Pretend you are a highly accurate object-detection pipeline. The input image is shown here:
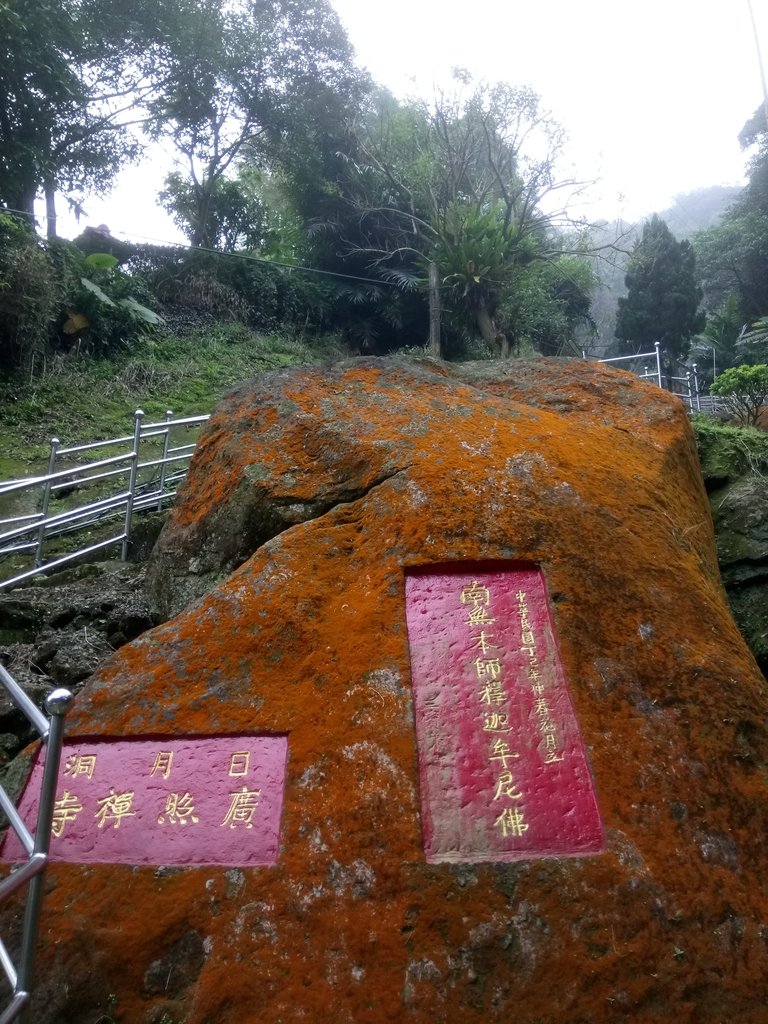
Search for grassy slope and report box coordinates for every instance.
[0,323,348,474]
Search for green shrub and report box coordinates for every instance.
[124,244,334,334]
[0,213,60,372]
[54,242,164,356]
[710,364,768,425]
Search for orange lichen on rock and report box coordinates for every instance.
[18,357,768,1023]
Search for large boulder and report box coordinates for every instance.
[16,358,768,1023]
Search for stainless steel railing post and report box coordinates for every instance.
[157,410,173,512]
[121,409,144,561]
[692,364,701,411]
[0,675,72,1024]
[33,439,59,569]
[16,689,72,1024]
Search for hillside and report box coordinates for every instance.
[0,320,347,475]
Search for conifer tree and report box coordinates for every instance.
[616,214,704,368]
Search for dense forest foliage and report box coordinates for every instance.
[2,0,768,381]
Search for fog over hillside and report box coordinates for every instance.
[588,184,743,350]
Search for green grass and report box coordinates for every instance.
[0,324,348,471]
[0,323,349,585]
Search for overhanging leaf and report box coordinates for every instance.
[118,297,165,325]
[80,277,115,306]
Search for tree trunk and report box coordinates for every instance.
[44,180,57,239]
[192,182,216,249]
[7,183,37,226]
[427,262,442,357]
[474,296,510,358]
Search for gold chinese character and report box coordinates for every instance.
[520,645,536,657]
[229,752,250,777]
[460,580,491,607]
[482,712,511,733]
[52,790,83,837]
[534,698,550,717]
[530,682,545,695]
[489,739,519,769]
[221,786,261,828]
[63,754,97,780]
[493,770,523,801]
[150,751,174,779]
[95,789,136,830]
[540,720,557,735]
[521,630,535,647]
[474,657,501,680]
[158,792,199,825]
[527,667,542,681]
[478,680,506,705]
[471,632,497,654]
[466,605,495,627]
[545,751,564,764]
[495,806,529,837]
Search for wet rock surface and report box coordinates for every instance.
[0,561,152,764]
[710,475,768,674]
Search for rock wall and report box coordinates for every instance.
[10,358,768,1024]
[711,476,768,673]
[695,421,768,676]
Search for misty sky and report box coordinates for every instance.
[331,0,766,224]
[51,0,768,241]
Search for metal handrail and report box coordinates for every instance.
[585,341,664,388]
[3,537,126,591]
[0,453,133,498]
[588,346,720,415]
[0,515,42,529]
[1,493,130,547]
[0,666,72,1023]
[0,409,210,591]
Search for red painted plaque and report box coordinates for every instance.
[405,564,604,863]
[2,736,287,867]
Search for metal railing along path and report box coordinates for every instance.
[585,345,721,415]
[640,367,701,410]
[594,340,664,388]
[0,669,72,1023]
[694,394,722,415]
[664,370,697,409]
[0,409,209,592]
